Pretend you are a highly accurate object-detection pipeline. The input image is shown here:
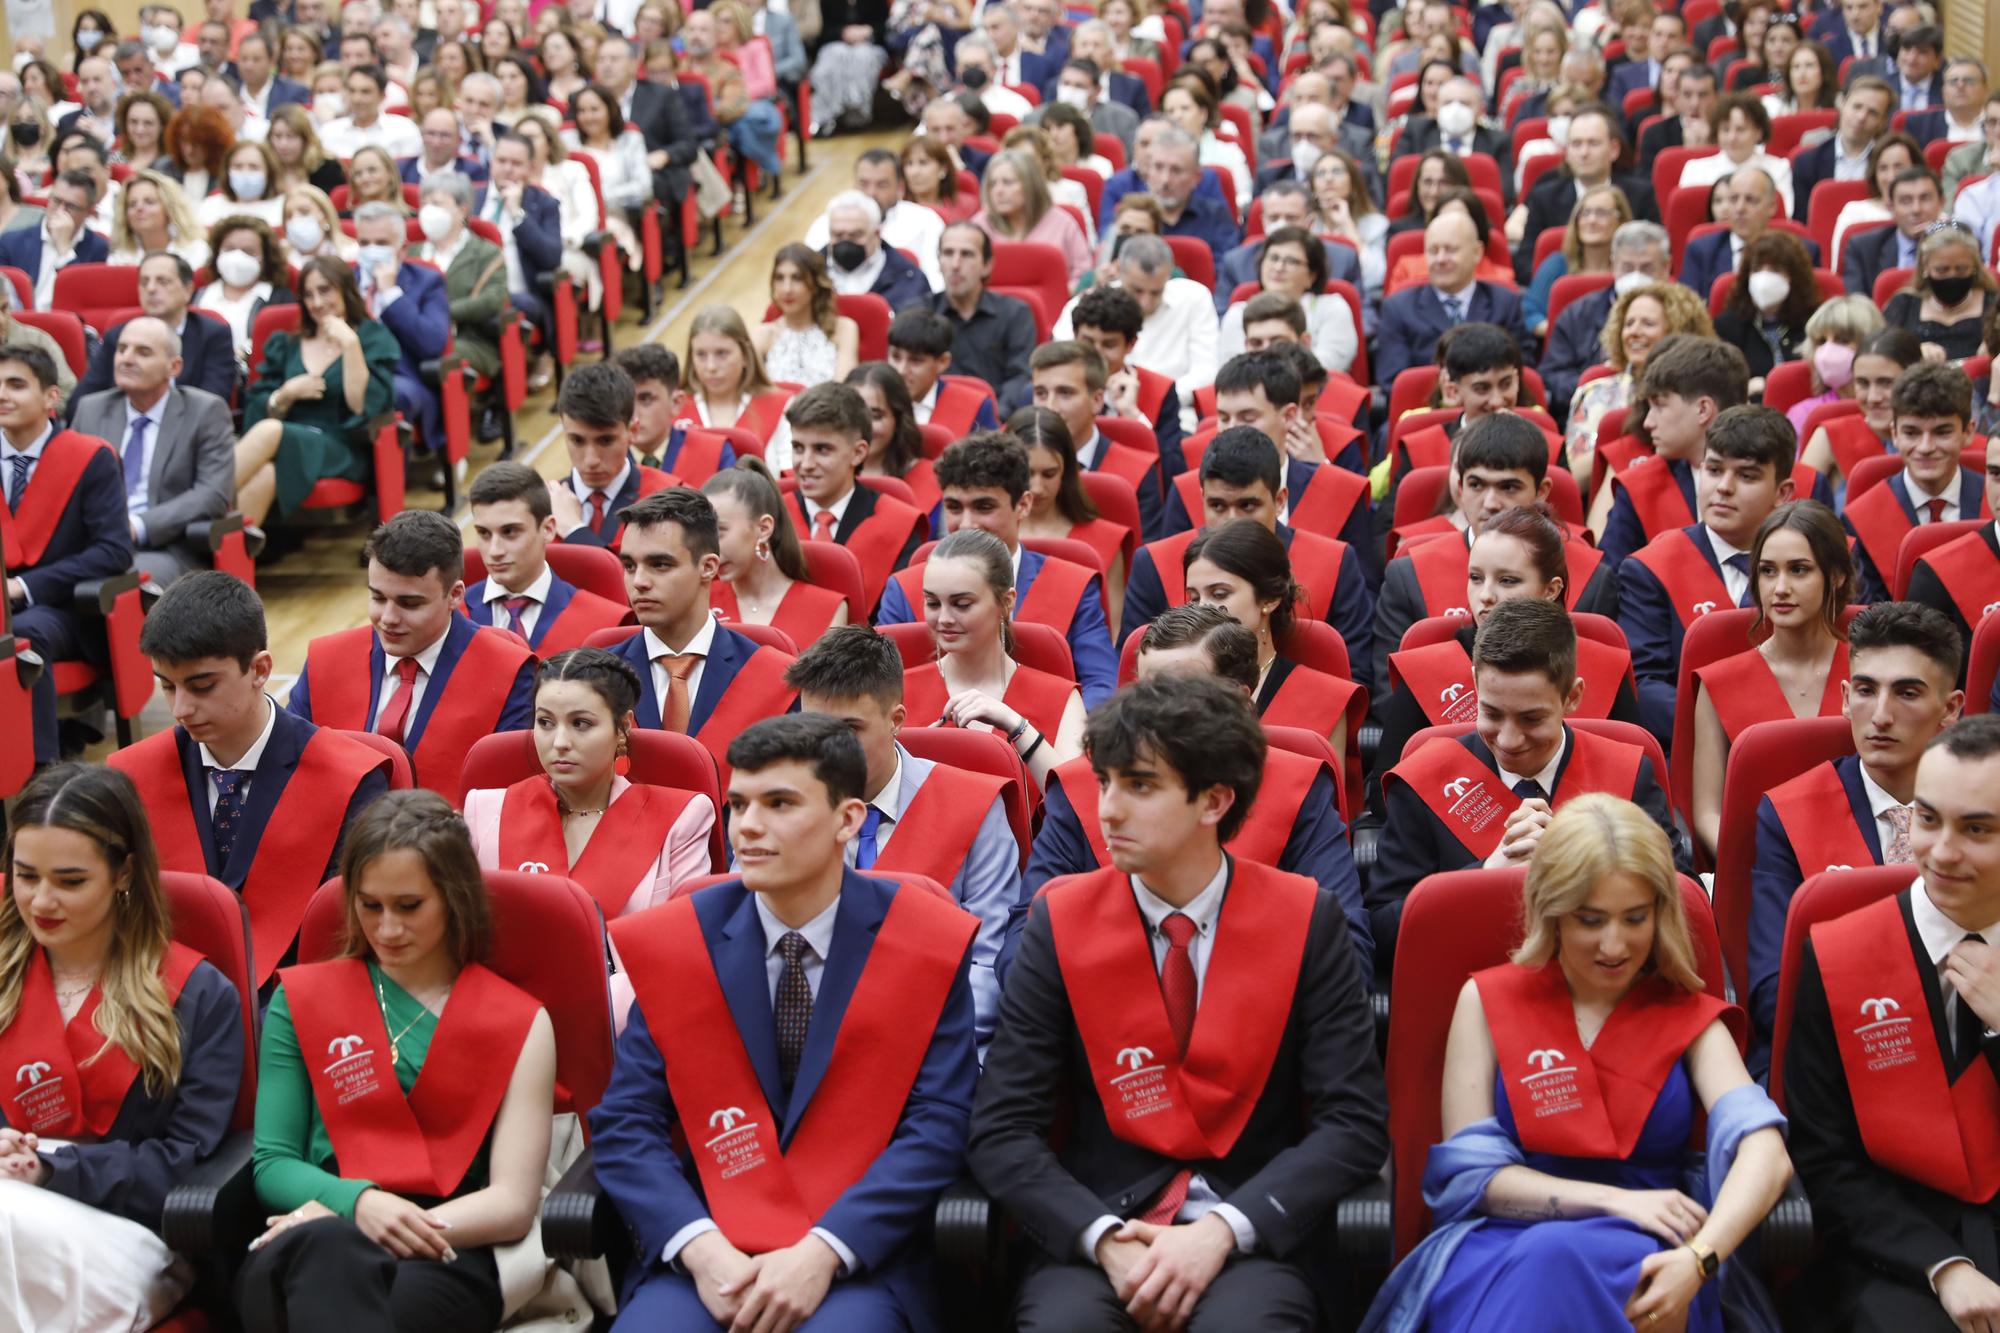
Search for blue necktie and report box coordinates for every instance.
[6,454,29,511]
[210,768,245,866]
[123,415,150,502]
[1725,552,1753,605]
[1442,293,1465,323]
[1512,779,1548,802]
[854,806,882,870]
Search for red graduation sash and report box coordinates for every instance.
[1476,962,1731,1158]
[535,588,632,655]
[782,491,928,614]
[614,886,976,1252]
[111,727,390,985]
[281,958,540,1198]
[1169,467,1367,549]
[901,661,1075,744]
[688,643,798,787]
[1394,417,1562,476]
[0,944,201,1137]
[1598,434,1649,482]
[664,430,727,486]
[1814,894,2000,1203]
[930,381,990,436]
[1133,366,1172,432]
[1824,416,1889,481]
[870,764,1009,883]
[1616,455,1695,541]
[496,777,695,917]
[1049,744,1330,871]
[1921,529,2000,628]
[888,551,1098,640]
[303,625,535,807]
[711,581,845,650]
[1843,480,1918,587]
[899,459,941,518]
[1261,661,1366,747]
[1390,637,1631,727]
[1067,518,1131,577]
[1695,643,1849,744]
[1093,439,1161,499]
[1767,761,1878,876]
[1046,862,1316,1160]
[599,465,682,553]
[0,431,112,572]
[1407,536,1477,621]
[1386,730,1644,861]
[1629,528,1734,630]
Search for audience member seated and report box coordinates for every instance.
[0,764,245,1331]
[1571,290,1719,518]
[196,217,298,371]
[1880,221,1999,365]
[929,221,1039,416]
[409,172,506,414]
[1538,221,1672,432]
[0,282,76,409]
[464,647,715,915]
[318,62,421,158]
[971,146,1092,288]
[236,790,557,1332]
[703,459,850,646]
[350,201,449,450]
[1842,162,1944,305]
[1307,147,1390,306]
[545,362,679,550]
[1053,233,1220,434]
[819,190,931,312]
[1690,501,1855,856]
[901,135,975,223]
[472,133,566,391]
[847,361,942,527]
[1033,338,1168,543]
[404,107,491,187]
[591,713,978,1330]
[111,89,175,173]
[268,106,348,196]
[199,142,287,230]
[342,146,411,218]
[288,511,536,804]
[753,244,860,390]
[1507,104,1658,282]
[281,185,358,265]
[73,252,237,409]
[1784,714,2000,1331]
[884,310,997,437]
[1845,364,1986,604]
[968,673,1389,1331]
[1,343,132,765]
[1070,286,1185,480]
[780,382,928,616]
[1383,188,1515,296]
[1906,435,2000,674]
[1218,226,1359,375]
[463,461,631,652]
[1712,233,1818,397]
[1781,295,1884,441]
[1799,327,1927,493]
[680,305,795,471]
[0,170,109,308]
[1376,209,1527,392]
[1363,793,1791,1329]
[1680,168,1800,312]
[805,151,948,292]
[1137,124,1241,258]
[618,345,736,482]
[1675,93,1796,215]
[1634,57,1715,171]
[512,112,611,314]
[1596,335,1749,566]
[1160,74,1252,213]
[1521,184,1629,343]
[1009,407,1135,605]
[106,169,208,269]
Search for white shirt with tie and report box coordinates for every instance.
[484,562,554,641]
[565,455,632,538]
[1495,729,1566,803]
[121,396,165,539]
[1432,280,1477,327]
[848,748,907,865]
[1,422,55,508]
[32,218,83,309]
[1845,26,1877,59]
[1856,763,1914,861]
[1905,464,1963,522]
[1077,855,1260,1265]
[1704,526,1754,606]
[803,485,857,541]
[371,631,449,732]
[198,695,279,813]
[644,613,718,721]
[480,188,529,294]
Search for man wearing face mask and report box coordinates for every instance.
[818,191,929,311]
[139,5,201,79]
[70,252,237,412]
[1026,58,1140,159]
[352,201,449,451]
[1062,22,1152,118]
[1255,68,1380,203]
[1399,79,1513,202]
[804,151,946,292]
[952,34,1034,119]
[1537,220,1671,429]
[1844,166,1943,300]
[981,3,1057,95]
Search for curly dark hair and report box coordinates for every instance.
[205,214,291,290]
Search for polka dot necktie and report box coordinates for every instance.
[774,931,813,1093]
[210,769,245,866]
[1137,913,1198,1225]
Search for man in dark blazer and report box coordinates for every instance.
[0,172,109,307]
[970,674,1388,1329]
[232,32,309,118]
[823,192,930,313]
[1902,59,1991,150]
[545,363,678,552]
[1678,166,1821,305]
[1843,364,1987,605]
[1394,77,1514,203]
[1510,105,1658,282]
[1029,59,1141,157]
[1784,714,2000,1331]
[1538,221,1672,426]
[1636,64,1716,171]
[1842,167,1942,301]
[1813,0,1889,65]
[1250,101,1383,215]
[70,319,235,585]
[1377,211,1527,390]
[1857,23,1944,110]
[982,2,1058,91]
[598,35,696,207]
[352,202,451,450]
[1214,181,1360,315]
[71,254,237,413]
[781,384,929,616]
[1790,75,1895,223]
[1063,22,1152,117]
[470,135,566,369]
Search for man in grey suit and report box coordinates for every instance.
[71,317,235,585]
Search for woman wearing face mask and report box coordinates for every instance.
[411,173,506,388]
[281,184,357,263]
[1310,147,1388,302]
[5,108,54,204]
[1882,223,1999,364]
[1784,294,1885,438]
[266,105,346,195]
[702,461,851,646]
[70,11,116,71]
[196,216,297,368]
[1798,326,1926,490]
[1713,232,1817,395]
[199,141,284,228]
[307,63,349,124]
[1508,83,1586,202]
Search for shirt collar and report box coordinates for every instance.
[391,627,451,678]
[1077,428,1104,470]
[127,394,166,430]
[485,561,553,606]
[1911,874,2000,966]
[573,453,632,502]
[1,422,55,459]
[1129,852,1230,940]
[1703,524,1751,569]
[1432,277,1477,302]
[917,381,940,414]
[1908,462,1964,510]
[810,484,858,525]
[1857,760,1905,822]
[643,609,719,662]
[754,891,841,961]
[197,694,279,773]
[875,744,910,822]
[1494,727,1567,796]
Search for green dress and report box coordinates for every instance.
[251,966,492,1217]
[242,320,400,519]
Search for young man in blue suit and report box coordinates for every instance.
[1375,210,1526,390]
[591,712,978,1332]
[545,363,679,550]
[463,461,630,652]
[1599,335,1753,569]
[1745,601,1962,1077]
[351,202,449,449]
[878,433,1118,706]
[1789,77,1893,222]
[1812,0,1888,64]
[1842,167,1943,302]
[1,343,132,764]
[232,33,310,116]
[0,173,109,308]
[1844,364,1987,605]
[70,253,238,411]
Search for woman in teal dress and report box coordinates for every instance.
[231,254,400,527]
[234,790,556,1333]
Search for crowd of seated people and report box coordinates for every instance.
[12,0,2000,1326]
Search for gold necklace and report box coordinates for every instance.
[374,971,446,1065]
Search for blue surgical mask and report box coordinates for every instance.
[357,243,399,274]
[229,169,267,199]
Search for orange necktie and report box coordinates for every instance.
[657,653,703,733]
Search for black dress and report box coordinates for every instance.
[1882,290,1997,362]
[1714,309,1807,380]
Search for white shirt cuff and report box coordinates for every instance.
[809,1226,856,1275]
[1927,1255,1974,1292]
[376,285,404,309]
[1209,1202,1258,1254]
[1079,1213,1123,1263]
[661,1217,719,1268]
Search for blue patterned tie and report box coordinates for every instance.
[123,415,150,502]
[1726,552,1752,605]
[854,806,882,870]
[210,768,245,866]
[6,454,29,511]
[1443,292,1465,324]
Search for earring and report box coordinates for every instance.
[755,537,771,563]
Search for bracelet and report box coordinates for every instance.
[1006,717,1031,744]
[1020,732,1046,763]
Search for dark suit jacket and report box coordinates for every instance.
[1514,170,1659,280]
[1902,506,2000,679]
[851,243,931,311]
[1607,58,1660,106]
[285,613,537,744]
[823,480,926,579]
[1679,230,1742,304]
[1538,284,1617,427]
[1841,223,1914,302]
[69,384,235,551]
[1615,518,1758,741]
[968,865,1388,1284]
[469,184,565,291]
[358,259,449,376]
[1900,109,1975,148]
[71,313,237,412]
[624,79,698,205]
[1098,163,1228,233]
[1375,281,1527,389]
[1817,18,1890,65]
[1394,119,1515,203]
[555,452,656,550]
[1714,307,1808,382]
[1844,467,1986,605]
[605,621,800,736]
[1789,136,1844,222]
[590,873,978,1328]
[0,226,110,281]
[252,75,312,111]
[1636,115,1686,171]
[9,436,133,605]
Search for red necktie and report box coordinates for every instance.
[1137,912,1198,1225]
[1926,497,1949,524]
[812,508,837,541]
[501,596,531,636]
[374,656,421,746]
[588,491,609,535]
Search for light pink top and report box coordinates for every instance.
[972,205,1094,286]
[463,774,717,918]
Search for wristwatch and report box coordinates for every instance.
[1684,1238,1719,1282]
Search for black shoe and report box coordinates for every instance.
[477,407,506,442]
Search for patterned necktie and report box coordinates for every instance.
[587,491,609,535]
[6,454,29,511]
[210,768,245,866]
[1925,497,1949,525]
[1442,292,1465,324]
[657,652,703,732]
[123,415,150,502]
[854,805,883,870]
[1883,804,1914,864]
[812,508,837,541]
[501,596,532,636]
[374,656,421,746]
[1513,778,1549,803]
[1725,552,1752,604]
[1954,933,1988,1064]
[774,931,813,1091]
[1138,913,1199,1225]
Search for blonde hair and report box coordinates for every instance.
[1560,184,1631,272]
[267,103,329,177]
[345,145,409,213]
[113,169,202,255]
[1512,793,1705,992]
[684,304,775,398]
[282,184,343,247]
[980,147,1054,237]
[1600,281,1713,371]
[1802,293,1886,390]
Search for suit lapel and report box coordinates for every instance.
[614,632,664,728]
[1888,472,1920,524]
[148,388,181,498]
[782,873,884,1141]
[534,575,578,650]
[713,890,789,1124]
[1834,755,1886,862]
[173,726,225,876]
[835,484,879,545]
[227,708,306,885]
[689,623,747,736]
[407,617,473,746]
[464,580,495,627]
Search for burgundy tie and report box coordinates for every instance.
[501,596,531,636]
[588,491,609,535]
[374,656,421,746]
[1137,913,1198,1225]
[1926,497,1949,524]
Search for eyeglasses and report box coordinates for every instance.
[1263,251,1309,269]
[1575,206,1620,221]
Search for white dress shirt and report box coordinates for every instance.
[912,381,941,425]
[370,630,450,731]
[1705,526,1754,606]
[32,218,84,309]
[1855,763,1911,859]
[0,422,55,507]
[1832,136,1872,182]
[565,455,633,538]
[801,485,857,538]
[1056,276,1219,424]
[643,613,719,718]
[1906,465,1963,521]
[1909,876,2000,1043]
[1077,854,1259,1262]
[1494,729,1567,801]
[848,748,908,866]
[320,112,423,160]
[484,561,555,640]
[121,396,166,537]
[198,695,279,813]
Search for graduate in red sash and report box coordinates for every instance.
[848,362,945,536]
[781,382,930,619]
[237,790,557,1333]
[969,674,1388,1328]
[1747,603,1964,1074]
[0,343,134,765]
[704,462,852,651]
[1618,403,1799,746]
[902,527,1088,792]
[1010,407,1135,615]
[785,627,1020,1051]
[1785,716,2000,1331]
[598,488,802,788]
[114,572,391,991]
[887,310,1002,438]
[1374,599,1682,976]
[878,432,1120,705]
[615,343,738,485]
[463,648,716,919]
[1373,411,1620,703]
[1363,794,1791,1332]
[545,363,684,552]
[0,765,244,1331]
[1031,341,1168,543]
[1690,500,1856,857]
[1598,336,1754,568]
[462,463,632,654]
[287,511,538,807]
[1070,286,1186,485]
[590,714,980,1331]
[1385,323,1557,481]
[1842,363,1987,605]
[1906,439,2000,690]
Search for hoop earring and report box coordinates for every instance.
[755,537,771,563]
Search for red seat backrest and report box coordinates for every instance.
[1895,518,1986,601]
[332,729,415,790]
[13,310,88,378]
[1078,471,1142,574]
[0,266,31,311]
[1669,608,1759,835]
[50,263,139,333]
[896,727,1034,867]
[1396,611,1628,657]
[1969,609,2000,716]
[462,543,630,605]
[800,539,868,628]
[1163,235,1216,290]
[1761,360,1816,416]
[1547,272,1614,333]
[162,871,261,1129]
[1022,534,1111,578]
[1768,865,1912,1110]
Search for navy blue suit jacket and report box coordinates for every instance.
[401,152,490,185]
[1159,456,1370,543]
[1015,49,1059,93]
[0,227,110,281]
[1747,753,1878,1072]
[468,184,565,289]
[357,260,449,376]
[1841,223,1911,302]
[1615,520,1756,743]
[589,874,977,1326]
[605,621,799,735]
[261,76,312,110]
[1899,109,1967,149]
[1097,163,1227,233]
[1041,68,1149,117]
[1602,457,1835,571]
[71,313,237,415]
[1679,231,1740,304]
[1817,19,1889,65]
[1607,58,1659,106]
[1215,237,1360,316]
[1845,468,1985,604]
[11,438,132,605]
[555,453,651,550]
[1375,282,1526,390]
[464,570,608,651]
[1539,285,1616,427]
[1788,137,1842,222]
[285,613,536,743]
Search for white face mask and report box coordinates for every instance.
[1055,85,1091,110]
[285,214,325,253]
[1614,269,1653,297]
[313,92,345,119]
[1436,102,1477,138]
[75,29,105,53]
[1290,140,1322,181]
[1546,114,1572,146]
[419,203,456,241]
[229,170,267,200]
[143,24,181,54]
[1746,269,1791,310]
[215,249,263,286]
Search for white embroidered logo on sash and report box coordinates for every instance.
[1853,996,1917,1072]
[1520,1047,1583,1119]
[1440,684,1466,706]
[11,1060,65,1130]
[1439,776,1504,835]
[1109,1044,1171,1122]
[1444,606,1470,618]
[516,860,550,873]
[14,1062,50,1085]
[704,1106,767,1178]
[323,1035,381,1105]
[1692,600,1718,616]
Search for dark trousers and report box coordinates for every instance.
[512,289,553,357]
[393,367,443,452]
[13,602,97,763]
[615,1271,910,1330]
[1013,1253,1319,1333]
[235,1216,503,1333]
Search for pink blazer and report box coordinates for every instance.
[463,774,716,918]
